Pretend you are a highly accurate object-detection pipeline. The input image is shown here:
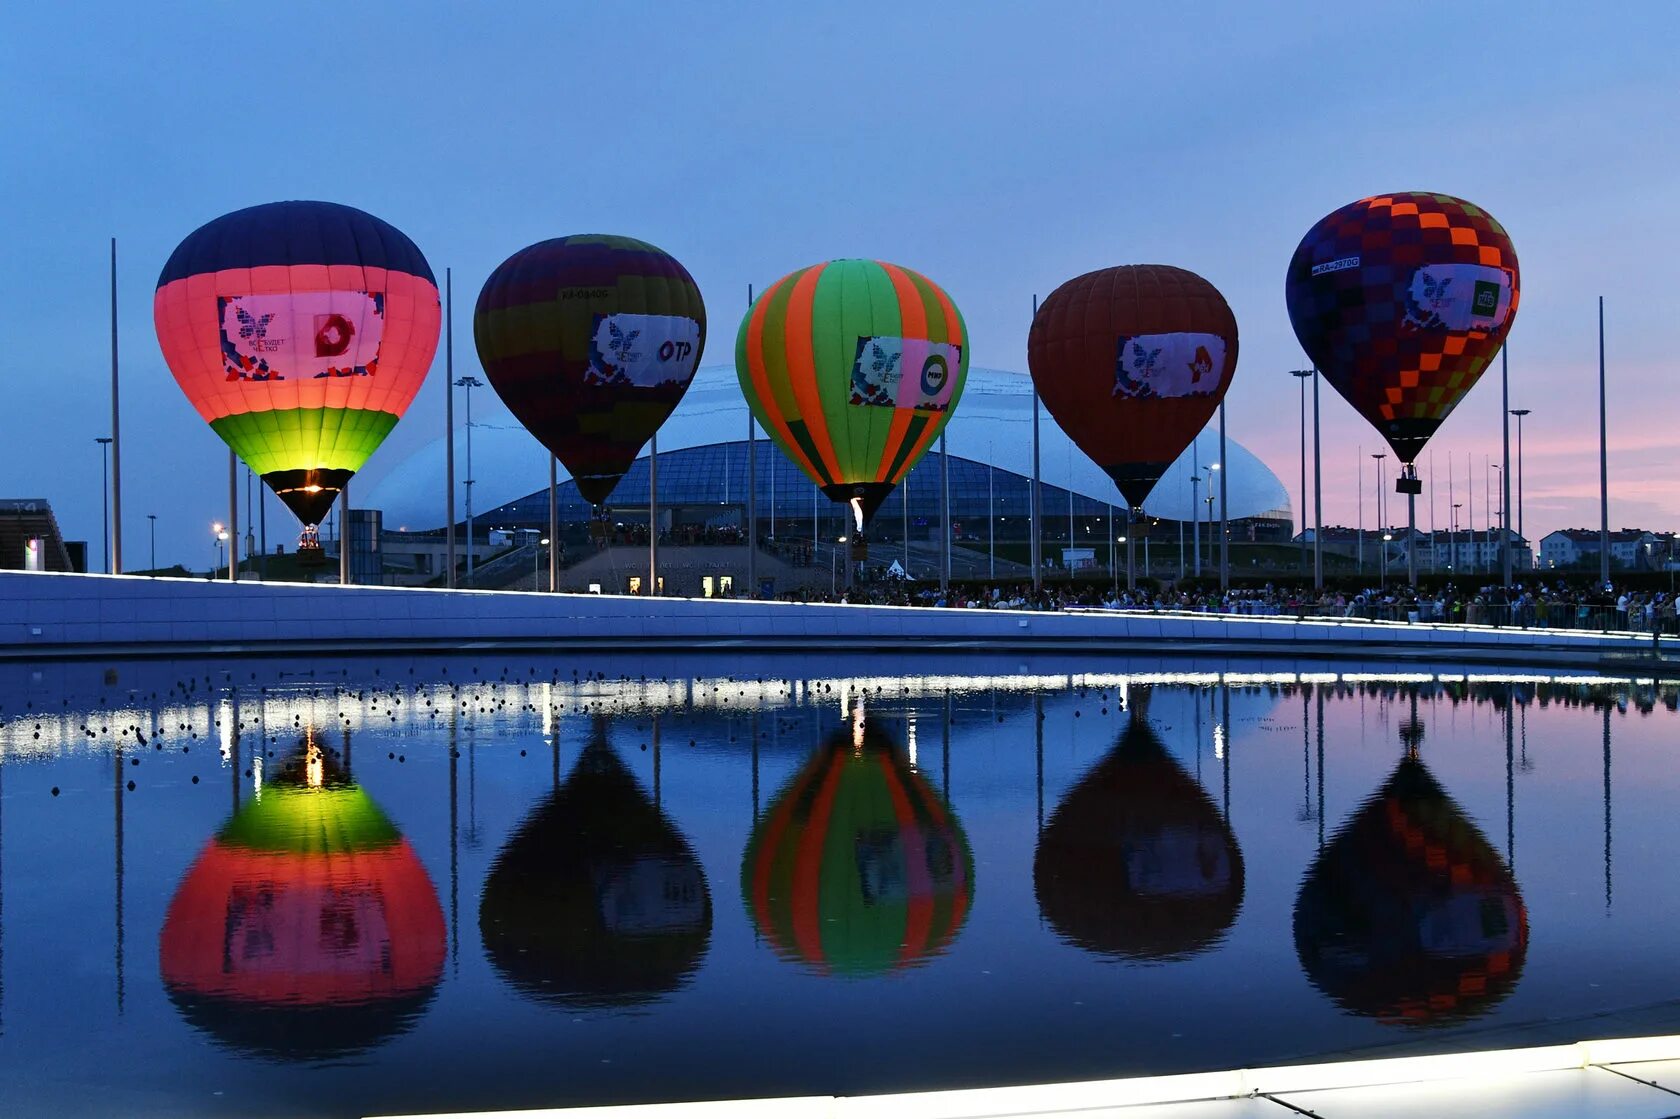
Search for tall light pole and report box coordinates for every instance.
[1217,401,1229,592]
[1511,409,1531,570]
[109,239,124,575]
[1292,370,1311,573]
[147,513,156,573]
[1491,463,1503,585]
[444,268,457,588]
[454,375,482,585]
[1030,294,1043,592]
[1209,461,1223,587]
[1312,368,1323,590]
[1500,346,1513,586]
[95,437,112,573]
[1451,503,1463,573]
[1372,452,1386,579]
[1597,297,1609,586]
[1190,472,1202,578]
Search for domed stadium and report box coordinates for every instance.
[364,366,1292,593]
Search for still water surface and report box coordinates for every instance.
[0,653,1675,1116]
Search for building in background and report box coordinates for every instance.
[0,499,81,572]
[364,366,1294,592]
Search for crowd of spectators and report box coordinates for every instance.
[775,577,1680,634]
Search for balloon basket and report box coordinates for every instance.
[297,525,326,564]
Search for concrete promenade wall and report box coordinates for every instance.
[1,571,1673,670]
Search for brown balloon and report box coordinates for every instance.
[1028,265,1239,509]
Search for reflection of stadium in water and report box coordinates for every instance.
[158,728,446,1061]
[1033,688,1243,962]
[479,720,712,1009]
[1294,744,1528,1028]
[742,706,972,977]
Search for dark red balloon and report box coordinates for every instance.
[1028,265,1238,509]
[474,235,706,507]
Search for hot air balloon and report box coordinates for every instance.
[1294,754,1528,1027]
[1286,192,1519,562]
[741,709,972,976]
[474,235,707,526]
[736,259,968,558]
[1028,265,1239,531]
[154,201,441,553]
[159,730,446,1060]
[1033,690,1243,961]
[479,723,711,1008]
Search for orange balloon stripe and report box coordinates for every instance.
[886,267,954,482]
[744,276,814,481]
[783,264,843,486]
[870,264,929,483]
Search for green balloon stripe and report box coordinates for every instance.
[210,407,400,477]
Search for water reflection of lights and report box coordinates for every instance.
[3,669,1674,763]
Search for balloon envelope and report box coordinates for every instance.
[741,716,972,976]
[736,259,968,525]
[1028,265,1238,509]
[474,235,707,507]
[1294,755,1528,1026]
[154,201,441,531]
[1285,192,1519,463]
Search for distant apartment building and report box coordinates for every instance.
[1539,529,1673,571]
[1300,525,1532,574]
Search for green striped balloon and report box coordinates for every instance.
[736,259,968,526]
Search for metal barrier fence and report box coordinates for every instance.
[1123,602,1680,637]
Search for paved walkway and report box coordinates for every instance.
[378,1035,1680,1118]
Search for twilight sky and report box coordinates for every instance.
[2,2,1676,570]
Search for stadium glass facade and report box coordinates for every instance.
[472,440,1288,549]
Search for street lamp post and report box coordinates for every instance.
[535,538,549,590]
[1189,473,1202,578]
[1491,463,1503,584]
[1371,453,1387,579]
[147,513,156,573]
[213,523,229,580]
[1292,370,1311,573]
[454,375,482,585]
[1510,409,1531,571]
[95,436,113,573]
[1381,533,1393,591]
[1451,503,1463,573]
[1209,461,1222,590]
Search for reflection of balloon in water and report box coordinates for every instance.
[159,733,445,1060]
[1028,265,1239,510]
[1033,692,1243,961]
[474,235,707,508]
[479,725,711,1008]
[1294,756,1528,1026]
[154,201,441,551]
[735,260,969,542]
[1286,193,1519,467]
[742,714,972,976]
